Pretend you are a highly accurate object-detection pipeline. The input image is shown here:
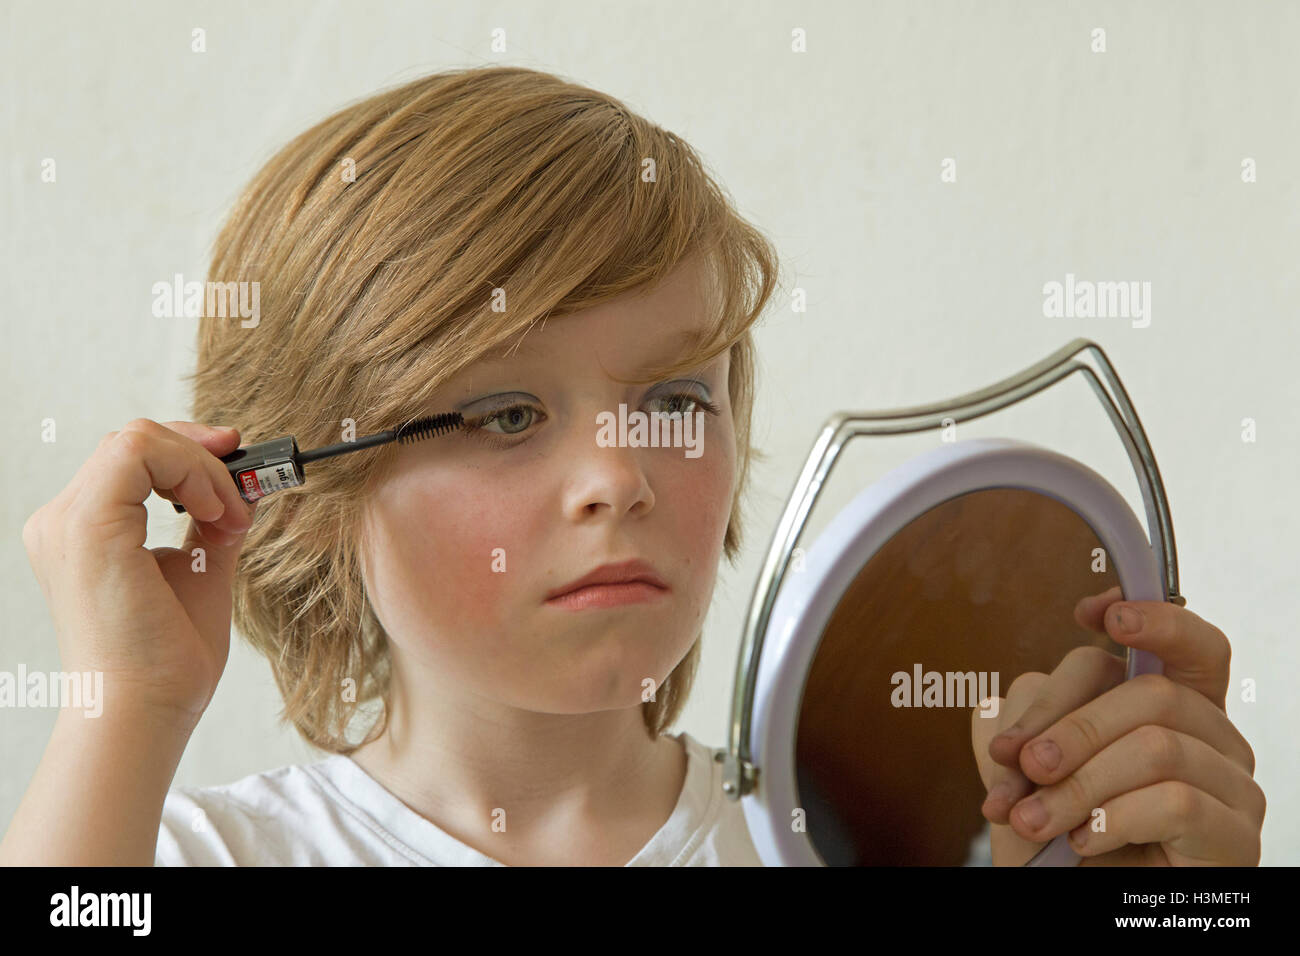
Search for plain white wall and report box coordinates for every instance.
[2,0,1295,863]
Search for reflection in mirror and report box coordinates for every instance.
[794,487,1128,866]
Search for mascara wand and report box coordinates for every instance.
[170,413,465,514]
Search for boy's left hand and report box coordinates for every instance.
[970,586,1265,865]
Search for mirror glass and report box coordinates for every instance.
[794,487,1128,866]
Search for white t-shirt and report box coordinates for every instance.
[155,730,764,866]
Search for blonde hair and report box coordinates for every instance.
[187,65,780,754]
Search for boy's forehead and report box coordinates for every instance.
[475,312,720,378]
[484,258,718,368]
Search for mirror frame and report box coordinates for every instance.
[725,338,1183,867]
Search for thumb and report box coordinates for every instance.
[177,500,256,578]
[157,505,257,630]
[971,686,1050,866]
[183,510,252,556]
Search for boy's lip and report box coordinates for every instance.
[544,558,669,601]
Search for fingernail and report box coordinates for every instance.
[985,782,1013,808]
[1069,823,1088,848]
[981,786,1010,821]
[1015,797,1048,832]
[994,723,1023,741]
[202,526,237,547]
[1113,604,1143,634]
[1030,739,1061,771]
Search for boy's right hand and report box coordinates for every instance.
[21,419,257,727]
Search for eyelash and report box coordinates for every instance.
[461,391,723,450]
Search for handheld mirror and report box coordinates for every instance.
[724,339,1183,866]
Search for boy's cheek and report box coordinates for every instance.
[675,449,734,547]
[365,507,528,639]
[442,538,524,630]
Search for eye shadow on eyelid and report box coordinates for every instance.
[452,392,536,414]
[448,380,713,413]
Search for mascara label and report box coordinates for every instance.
[236,459,301,501]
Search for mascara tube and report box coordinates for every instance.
[215,436,305,505]
[171,414,463,514]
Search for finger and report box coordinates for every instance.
[971,678,1056,865]
[1073,586,1123,631]
[160,498,258,626]
[1005,726,1265,846]
[1067,781,1262,866]
[1015,673,1256,787]
[1077,843,1167,866]
[181,499,258,552]
[73,420,250,536]
[1099,600,1232,710]
[1075,587,1234,712]
[988,644,1127,770]
[156,421,253,534]
[149,426,236,501]
[74,425,222,526]
[974,673,1045,825]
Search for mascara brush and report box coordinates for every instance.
[170,413,465,514]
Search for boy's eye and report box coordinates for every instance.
[649,393,693,417]
[648,391,720,418]
[460,390,721,449]
[465,403,541,441]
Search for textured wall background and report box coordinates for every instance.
[3,0,1295,863]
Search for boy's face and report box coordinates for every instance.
[359,256,736,715]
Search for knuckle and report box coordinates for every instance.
[1062,707,1108,756]
[1137,724,1182,776]
[122,417,159,434]
[1165,780,1199,827]
[1150,599,1174,627]
[1059,767,1093,810]
[1014,702,1051,734]
[21,510,44,554]
[115,428,153,457]
[1254,782,1267,824]
[1133,672,1180,722]
[1211,625,1232,672]
[1149,606,1181,645]
[1153,678,1183,725]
